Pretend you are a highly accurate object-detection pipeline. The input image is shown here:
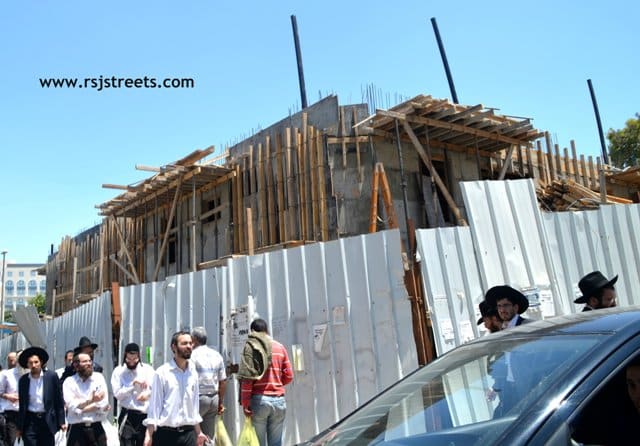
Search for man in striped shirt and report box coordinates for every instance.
[240,319,293,446]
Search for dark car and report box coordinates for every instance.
[302,307,640,445]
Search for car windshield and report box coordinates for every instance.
[307,334,603,445]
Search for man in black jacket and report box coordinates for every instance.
[574,271,618,311]
[16,346,66,446]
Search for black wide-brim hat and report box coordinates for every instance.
[574,271,618,304]
[476,300,499,325]
[484,285,529,314]
[74,336,98,355]
[19,346,49,369]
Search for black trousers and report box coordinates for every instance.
[1,410,18,446]
[23,412,54,446]
[153,426,196,446]
[67,422,107,446]
[118,408,147,446]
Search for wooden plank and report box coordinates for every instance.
[525,143,533,178]
[326,136,369,144]
[517,143,524,176]
[588,155,596,190]
[563,147,571,178]
[340,107,347,167]
[597,157,607,203]
[318,132,329,241]
[545,132,556,181]
[300,116,310,240]
[308,126,319,239]
[536,141,546,185]
[285,128,298,240]
[257,143,268,247]
[265,136,277,245]
[401,121,467,226]
[352,107,362,182]
[369,167,380,232]
[249,145,255,196]
[554,144,562,178]
[580,154,588,187]
[246,207,254,255]
[233,165,239,252]
[275,133,286,242]
[571,141,580,184]
[296,129,307,241]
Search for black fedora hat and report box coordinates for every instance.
[19,346,49,369]
[484,285,529,314]
[74,336,98,355]
[477,300,499,325]
[574,271,618,304]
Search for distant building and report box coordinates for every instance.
[1,263,46,311]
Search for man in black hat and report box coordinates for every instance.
[477,300,502,334]
[484,285,531,330]
[574,271,618,311]
[111,342,154,446]
[61,337,103,384]
[16,346,66,446]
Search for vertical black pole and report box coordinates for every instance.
[431,17,459,104]
[291,15,308,109]
[587,79,609,165]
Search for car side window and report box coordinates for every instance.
[570,353,640,444]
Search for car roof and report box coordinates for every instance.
[471,306,640,344]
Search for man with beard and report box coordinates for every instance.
[16,346,66,446]
[144,331,208,446]
[0,351,22,446]
[61,337,103,384]
[111,343,154,446]
[63,352,110,446]
[574,271,618,311]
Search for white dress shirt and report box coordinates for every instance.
[145,359,202,429]
[191,345,226,395]
[27,373,45,412]
[0,367,22,411]
[63,372,110,425]
[111,362,155,412]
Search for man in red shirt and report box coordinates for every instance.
[239,319,293,446]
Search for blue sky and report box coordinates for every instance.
[1,0,638,263]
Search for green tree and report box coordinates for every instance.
[608,113,640,168]
[29,293,47,316]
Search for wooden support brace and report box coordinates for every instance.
[401,121,467,226]
[110,215,140,284]
[498,145,516,180]
[152,178,182,281]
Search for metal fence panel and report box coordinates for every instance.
[117,228,417,444]
[542,203,640,310]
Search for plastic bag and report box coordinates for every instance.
[54,430,67,446]
[215,418,234,446]
[237,417,259,446]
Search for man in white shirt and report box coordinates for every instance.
[144,331,208,446]
[191,327,226,440]
[63,352,110,446]
[112,342,154,446]
[16,346,66,446]
[0,351,22,445]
